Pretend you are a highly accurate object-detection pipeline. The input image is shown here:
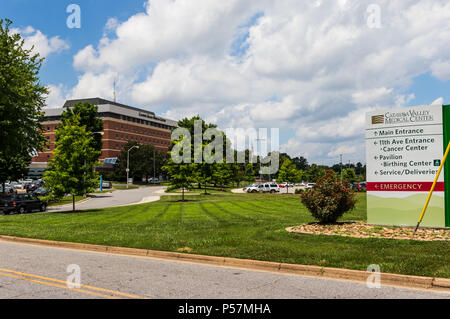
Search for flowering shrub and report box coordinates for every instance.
[300,170,356,224]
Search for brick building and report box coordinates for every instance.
[30,98,177,172]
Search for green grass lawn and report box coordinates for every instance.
[1,193,448,278]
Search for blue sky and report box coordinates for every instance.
[0,0,147,87]
[2,1,450,165]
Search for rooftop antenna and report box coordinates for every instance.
[113,78,117,102]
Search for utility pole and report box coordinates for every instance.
[340,154,343,182]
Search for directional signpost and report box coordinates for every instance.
[366,104,450,227]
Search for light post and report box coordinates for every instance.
[127,145,139,189]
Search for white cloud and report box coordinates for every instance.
[11,27,69,58]
[431,60,450,81]
[45,84,67,109]
[68,0,450,164]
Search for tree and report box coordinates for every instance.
[60,102,103,153]
[43,117,100,211]
[277,159,298,194]
[113,141,167,182]
[304,164,326,182]
[163,162,196,201]
[0,19,48,195]
[342,168,357,183]
[212,162,233,190]
[244,163,256,184]
[135,144,167,182]
[292,156,309,170]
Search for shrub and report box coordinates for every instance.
[295,188,303,194]
[300,170,356,224]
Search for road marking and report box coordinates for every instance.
[0,271,118,299]
[0,267,148,299]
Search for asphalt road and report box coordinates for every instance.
[48,185,166,212]
[0,240,448,299]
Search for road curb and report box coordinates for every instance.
[0,234,447,292]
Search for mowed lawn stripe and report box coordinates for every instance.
[157,202,181,222]
[182,202,217,225]
[229,199,297,220]
[198,202,232,226]
[208,201,255,222]
[121,203,166,224]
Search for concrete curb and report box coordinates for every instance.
[0,234,448,292]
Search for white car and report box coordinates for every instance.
[305,183,316,189]
[10,182,23,190]
[243,184,258,192]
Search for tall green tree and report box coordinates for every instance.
[60,102,103,153]
[113,141,167,182]
[304,164,327,183]
[0,19,48,194]
[212,162,233,190]
[244,163,256,184]
[342,168,357,183]
[43,116,101,211]
[292,156,309,170]
[277,159,298,194]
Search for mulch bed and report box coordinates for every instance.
[286,222,450,242]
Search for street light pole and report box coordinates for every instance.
[127,145,139,189]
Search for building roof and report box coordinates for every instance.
[44,97,177,127]
[63,98,156,116]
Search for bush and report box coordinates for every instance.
[295,188,303,194]
[300,170,356,224]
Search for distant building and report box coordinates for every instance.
[30,98,177,174]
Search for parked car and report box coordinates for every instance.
[246,183,279,193]
[26,183,39,193]
[148,177,159,183]
[357,182,367,192]
[266,183,280,193]
[305,183,316,189]
[243,184,258,192]
[10,182,22,190]
[101,181,112,189]
[33,187,49,197]
[278,182,294,188]
[23,179,33,186]
[245,184,260,193]
[0,194,47,215]
[0,186,15,195]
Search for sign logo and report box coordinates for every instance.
[371,115,384,124]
